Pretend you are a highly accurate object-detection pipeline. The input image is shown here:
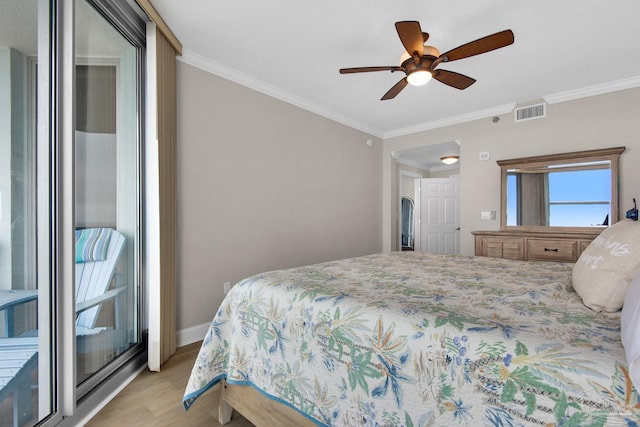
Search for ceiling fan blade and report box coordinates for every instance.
[381,77,408,100]
[395,21,424,57]
[422,32,429,43]
[433,69,476,90]
[339,66,402,74]
[440,29,514,62]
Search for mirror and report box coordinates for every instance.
[401,197,414,250]
[498,147,625,230]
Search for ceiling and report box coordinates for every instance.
[151,0,640,140]
[3,1,638,170]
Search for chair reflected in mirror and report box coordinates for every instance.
[401,197,415,251]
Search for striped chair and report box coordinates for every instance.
[75,228,126,335]
[75,228,128,376]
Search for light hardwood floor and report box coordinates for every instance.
[86,342,254,427]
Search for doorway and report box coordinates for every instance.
[394,141,461,253]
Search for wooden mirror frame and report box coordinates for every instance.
[497,146,625,232]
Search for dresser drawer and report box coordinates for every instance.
[577,240,592,258]
[484,237,524,260]
[473,231,599,263]
[527,239,576,262]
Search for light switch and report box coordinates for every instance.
[481,211,491,220]
[479,152,490,161]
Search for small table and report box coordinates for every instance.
[0,290,38,337]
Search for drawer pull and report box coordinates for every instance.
[544,248,559,252]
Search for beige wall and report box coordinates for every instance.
[398,164,426,198]
[429,168,460,179]
[176,62,382,330]
[176,61,639,331]
[400,174,418,199]
[383,87,640,255]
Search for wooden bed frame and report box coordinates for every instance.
[218,380,317,427]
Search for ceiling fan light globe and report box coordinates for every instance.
[407,70,432,86]
[423,45,440,57]
[400,45,440,65]
[399,51,411,65]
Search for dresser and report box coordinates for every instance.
[471,230,602,262]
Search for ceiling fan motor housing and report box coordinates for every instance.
[400,54,437,75]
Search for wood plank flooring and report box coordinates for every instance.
[86,342,254,427]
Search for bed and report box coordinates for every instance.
[182,251,640,426]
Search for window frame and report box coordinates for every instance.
[37,0,148,424]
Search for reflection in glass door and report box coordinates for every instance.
[1,0,145,423]
[0,1,51,425]
[74,0,141,387]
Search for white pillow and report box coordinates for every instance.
[572,220,640,312]
[621,270,640,392]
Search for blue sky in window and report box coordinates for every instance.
[548,169,609,202]
[549,169,610,226]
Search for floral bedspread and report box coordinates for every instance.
[183,252,640,426]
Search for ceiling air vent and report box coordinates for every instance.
[514,103,546,123]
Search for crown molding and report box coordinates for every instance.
[543,76,640,104]
[383,103,516,139]
[179,49,384,138]
[179,48,640,140]
[381,76,640,138]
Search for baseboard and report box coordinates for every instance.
[176,321,210,347]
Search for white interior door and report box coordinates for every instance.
[414,177,460,254]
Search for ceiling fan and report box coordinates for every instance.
[339,21,514,100]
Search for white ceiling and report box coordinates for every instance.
[151,0,640,140]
